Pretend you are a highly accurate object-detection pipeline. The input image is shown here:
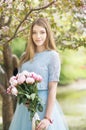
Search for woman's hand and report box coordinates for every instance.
[35,118,50,130]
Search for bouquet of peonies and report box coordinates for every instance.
[7,70,43,120]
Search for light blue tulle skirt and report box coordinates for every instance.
[9,90,69,130]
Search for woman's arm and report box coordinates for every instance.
[36,81,58,130]
[45,81,57,119]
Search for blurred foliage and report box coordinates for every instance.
[57,86,86,130]
[11,38,26,58]
[59,47,86,85]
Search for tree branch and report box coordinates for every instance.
[5,0,56,44]
[16,26,30,36]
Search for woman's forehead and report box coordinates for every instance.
[32,25,46,31]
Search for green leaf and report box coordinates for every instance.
[25,94,30,99]
[37,104,43,112]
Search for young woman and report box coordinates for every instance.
[9,18,69,130]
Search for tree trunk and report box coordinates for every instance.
[2,95,13,130]
[3,43,13,79]
[0,65,14,130]
[2,43,14,130]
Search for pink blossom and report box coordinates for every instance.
[17,2,25,11]
[26,77,35,84]
[17,74,26,85]
[5,0,12,4]
[9,76,18,86]
[7,4,12,9]
[2,26,9,32]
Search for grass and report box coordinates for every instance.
[57,85,86,130]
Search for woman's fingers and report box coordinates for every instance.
[36,119,49,130]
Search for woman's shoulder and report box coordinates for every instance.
[48,50,60,65]
[48,50,59,57]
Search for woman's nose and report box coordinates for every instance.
[36,33,41,38]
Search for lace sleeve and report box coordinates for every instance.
[48,51,61,82]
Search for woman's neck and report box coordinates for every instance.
[36,46,46,53]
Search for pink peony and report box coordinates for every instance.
[35,75,42,82]
[7,86,12,94]
[21,70,30,77]
[11,87,18,96]
[30,72,37,78]
[26,77,35,84]
[30,72,42,81]
[7,86,18,96]
[31,73,42,82]
[9,76,18,86]
[17,74,26,85]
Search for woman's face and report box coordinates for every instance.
[32,25,47,47]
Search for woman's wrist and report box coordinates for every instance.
[44,116,53,124]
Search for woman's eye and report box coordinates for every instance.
[32,32,36,34]
[40,31,45,34]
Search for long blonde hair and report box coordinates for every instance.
[20,18,57,65]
